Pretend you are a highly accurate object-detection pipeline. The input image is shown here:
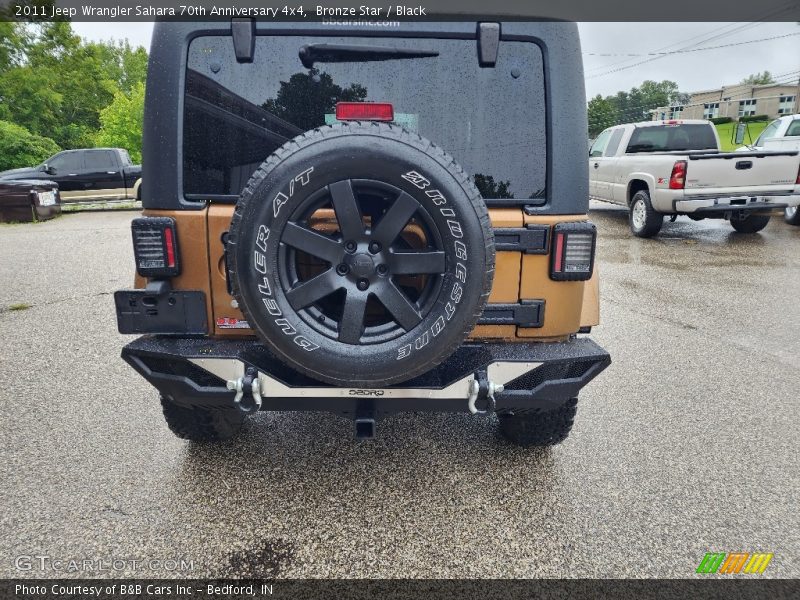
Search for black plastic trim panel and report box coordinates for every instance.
[479,300,544,327]
[115,290,208,335]
[494,225,550,253]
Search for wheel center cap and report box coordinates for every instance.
[347,253,375,278]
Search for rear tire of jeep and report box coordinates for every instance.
[498,398,578,447]
[730,214,770,233]
[160,395,245,442]
[629,190,663,238]
[784,206,800,226]
[228,122,495,387]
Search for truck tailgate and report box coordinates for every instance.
[685,151,799,190]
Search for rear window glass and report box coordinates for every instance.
[626,124,717,153]
[183,35,546,201]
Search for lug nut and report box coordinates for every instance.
[368,241,382,254]
[377,264,388,275]
[344,241,357,253]
[336,264,349,276]
[357,279,369,291]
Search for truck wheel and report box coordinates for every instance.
[730,214,770,233]
[160,395,245,442]
[784,206,800,226]
[629,190,663,238]
[498,398,578,447]
[228,122,494,387]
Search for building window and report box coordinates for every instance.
[778,95,796,115]
[703,103,719,119]
[738,99,757,117]
[669,106,683,119]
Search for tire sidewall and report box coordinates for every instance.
[629,191,648,235]
[230,130,490,385]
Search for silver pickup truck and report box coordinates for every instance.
[589,119,800,237]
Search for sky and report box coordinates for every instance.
[72,21,800,100]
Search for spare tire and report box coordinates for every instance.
[227,122,494,387]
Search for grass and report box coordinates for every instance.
[8,303,31,311]
[714,121,769,151]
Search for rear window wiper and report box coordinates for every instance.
[299,43,439,69]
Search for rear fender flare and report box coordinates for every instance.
[626,174,656,207]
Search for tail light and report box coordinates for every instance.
[669,160,687,189]
[336,102,394,122]
[131,217,180,278]
[550,222,596,281]
[796,164,800,185]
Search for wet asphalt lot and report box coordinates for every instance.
[1,204,798,579]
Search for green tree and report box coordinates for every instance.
[473,174,514,199]
[587,80,685,134]
[263,69,367,131]
[588,94,616,137]
[0,22,148,149]
[741,71,775,85]
[95,82,145,162]
[0,119,60,171]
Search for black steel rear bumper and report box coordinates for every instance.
[122,336,610,416]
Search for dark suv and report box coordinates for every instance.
[115,19,610,446]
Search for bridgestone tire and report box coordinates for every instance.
[784,206,800,226]
[228,122,495,387]
[498,398,578,447]
[160,395,245,442]
[628,189,663,238]
[730,214,770,233]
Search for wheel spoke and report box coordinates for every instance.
[285,269,341,309]
[390,251,446,275]
[282,222,343,263]
[338,291,368,344]
[374,281,422,331]
[329,180,364,241]
[371,192,420,246]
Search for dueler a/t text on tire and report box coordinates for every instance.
[227,122,495,387]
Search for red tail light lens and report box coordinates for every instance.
[163,226,176,268]
[336,102,394,122]
[550,222,596,281]
[131,217,180,278]
[796,164,800,185]
[669,160,687,190]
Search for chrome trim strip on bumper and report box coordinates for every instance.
[190,358,542,400]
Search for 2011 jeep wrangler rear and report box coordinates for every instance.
[115,19,610,446]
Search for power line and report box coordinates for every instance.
[586,3,798,79]
[587,23,752,71]
[583,32,800,57]
[583,21,766,74]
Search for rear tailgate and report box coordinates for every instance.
[684,150,799,193]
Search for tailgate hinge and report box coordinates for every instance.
[477,22,501,67]
[231,18,256,63]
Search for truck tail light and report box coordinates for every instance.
[550,222,596,281]
[336,102,394,122]
[131,217,180,278]
[669,160,687,189]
